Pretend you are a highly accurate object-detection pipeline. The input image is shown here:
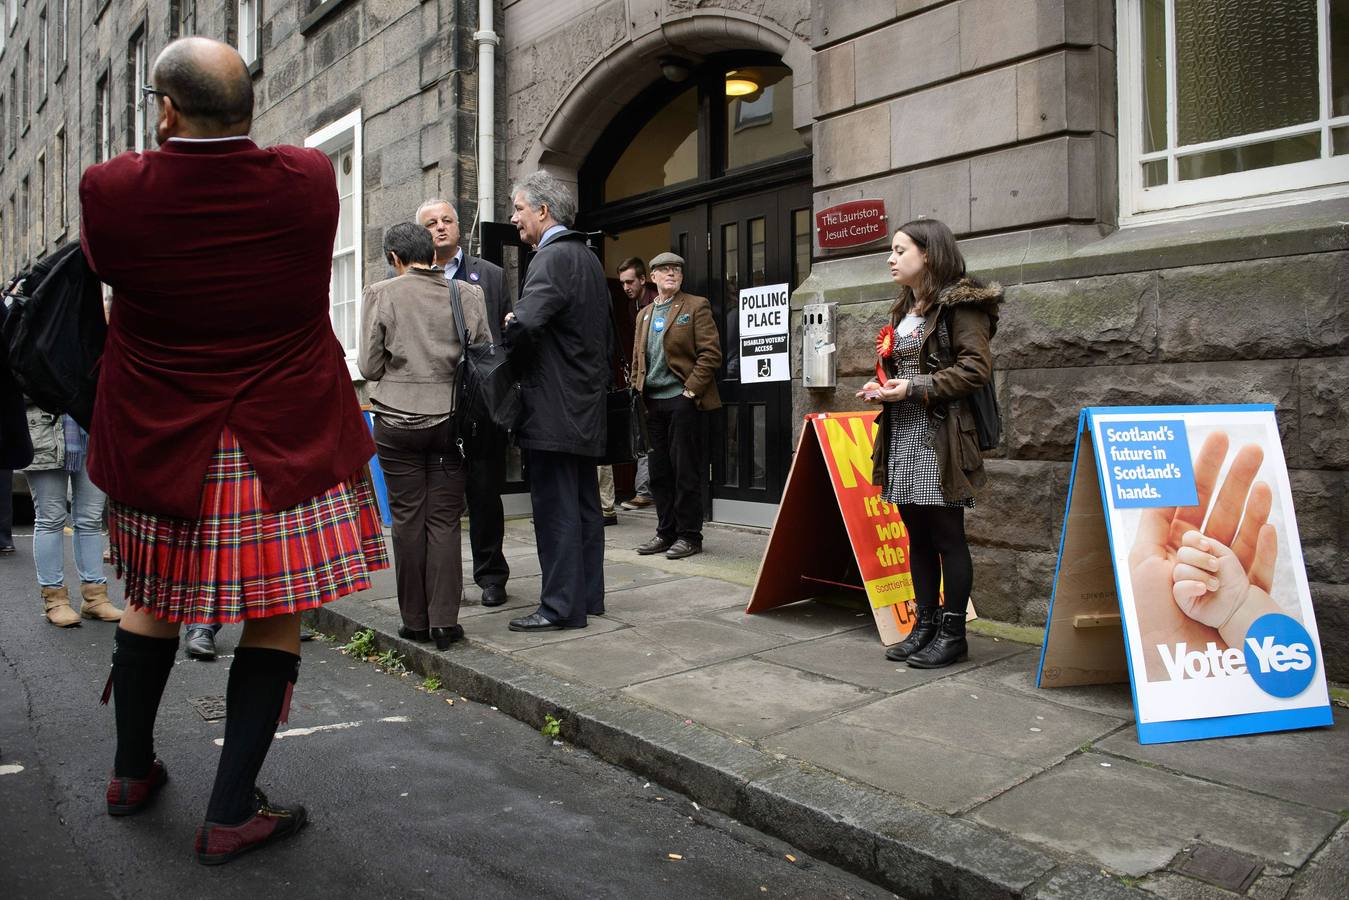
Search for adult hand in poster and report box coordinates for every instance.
[1128,430,1278,680]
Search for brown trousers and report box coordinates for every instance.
[373,418,467,630]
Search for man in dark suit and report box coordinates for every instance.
[502,172,609,632]
[417,199,511,609]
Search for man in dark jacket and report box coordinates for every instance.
[417,198,513,609]
[502,172,608,631]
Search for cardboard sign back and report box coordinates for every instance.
[1037,418,1128,687]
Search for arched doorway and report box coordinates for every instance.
[579,56,812,526]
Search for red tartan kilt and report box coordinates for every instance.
[108,429,390,623]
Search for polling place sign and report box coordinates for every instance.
[738,283,790,384]
[1037,405,1333,744]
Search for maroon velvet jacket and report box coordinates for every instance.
[79,138,374,518]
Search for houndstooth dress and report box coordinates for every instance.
[881,315,974,509]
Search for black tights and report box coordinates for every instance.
[898,504,972,616]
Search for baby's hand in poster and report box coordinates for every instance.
[1172,531,1246,627]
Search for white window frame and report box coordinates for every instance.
[238,0,259,66]
[1118,0,1349,225]
[96,75,111,162]
[131,31,147,152]
[304,109,363,378]
[53,124,64,230]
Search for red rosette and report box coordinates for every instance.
[875,324,895,359]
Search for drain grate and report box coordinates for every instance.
[188,695,227,722]
[1172,843,1262,893]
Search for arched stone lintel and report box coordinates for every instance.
[521,10,811,184]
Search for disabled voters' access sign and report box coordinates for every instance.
[1038,405,1333,744]
[748,411,976,645]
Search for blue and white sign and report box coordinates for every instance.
[1038,405,1333,744]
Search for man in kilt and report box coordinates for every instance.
[80,37,389,864]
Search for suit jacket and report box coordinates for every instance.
[631,291,723,411]
[452,253,510,344]
[79,138,374,517]
[502,229,609,457]
[359,267,490,416]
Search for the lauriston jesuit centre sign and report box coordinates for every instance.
[816,199,889,250]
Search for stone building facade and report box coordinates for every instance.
[2,0,1346,677]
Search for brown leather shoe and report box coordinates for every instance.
[80,583,124,622]
[42,585,81,627]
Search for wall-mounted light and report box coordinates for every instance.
[659,57,692,83]
[724,70,760,97]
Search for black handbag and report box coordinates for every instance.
[448,278,523,457]
[936,308,1001,451]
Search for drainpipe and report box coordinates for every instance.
[474,0,499,229]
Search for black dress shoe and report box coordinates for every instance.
[431,625,465,650]
[185,627,217,660]
[398,625,431,643]
[603,514,618,526]
[508,612,564,632]
[636,535,673,555]
[481,585,507,608]
[665,538,702,560]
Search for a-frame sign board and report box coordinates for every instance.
[748,411,936,645]
[1038,406,1333,744]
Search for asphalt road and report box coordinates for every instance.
[0,534,897,900]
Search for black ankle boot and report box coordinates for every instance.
[884,606,941,662]
[906,612,968,669]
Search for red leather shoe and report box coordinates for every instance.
[194,790,308,866]
[106,758,169,816]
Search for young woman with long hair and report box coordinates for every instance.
[858,219,1002,668]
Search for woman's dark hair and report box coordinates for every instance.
[891,218,967,319]
[383,222,436,267]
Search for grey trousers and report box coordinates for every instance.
[373,418,467,630]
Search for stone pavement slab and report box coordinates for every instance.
[514,617,789,689]
[623,657,882,739]
[600,575,749,624]
[770,679,1125,813]
[758,631,1026,692]
[971,752,1343,876]
[466,607,628,652]
[705,599,875,640]
[954,648,1138,720]
[1096,707,1349,812]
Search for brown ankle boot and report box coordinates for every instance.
[81,583,124,622]
[43,585,82,627]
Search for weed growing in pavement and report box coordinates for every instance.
[421,675,443,692]
[541,713,562,738]
[375,648,407,674]
[342,628,377,657]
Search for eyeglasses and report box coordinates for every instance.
[651,265,682,274]
[140,84,174,106]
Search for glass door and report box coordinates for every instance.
[705,184,812,523]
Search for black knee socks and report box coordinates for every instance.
[205,647,300,826]
[108,628,179,779]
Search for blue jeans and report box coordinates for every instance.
[29,466,107,588]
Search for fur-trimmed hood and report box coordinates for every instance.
[936,276,1002,338]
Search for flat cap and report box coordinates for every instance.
[649,251,685,269]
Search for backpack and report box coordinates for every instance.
[2,241,107,431]
[936,307,1001,452]
[447,277,522,458]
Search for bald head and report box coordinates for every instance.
[152,37,254,137]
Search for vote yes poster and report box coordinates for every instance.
[1038,405,1333,744]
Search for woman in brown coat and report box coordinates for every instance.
[859,219,1001,668]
